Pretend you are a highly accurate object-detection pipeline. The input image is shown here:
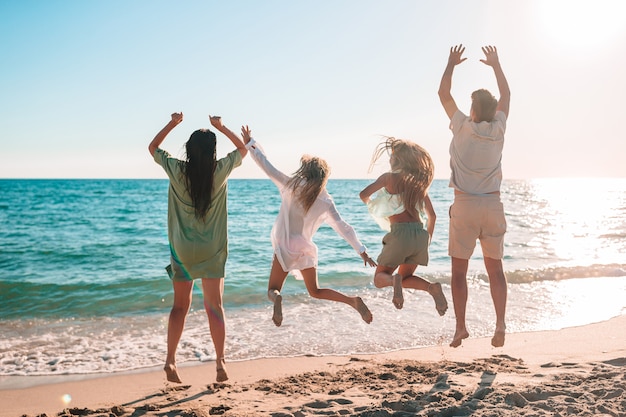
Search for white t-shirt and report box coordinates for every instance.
[448,110,507,194]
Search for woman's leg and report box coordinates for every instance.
[201,277,228,382]
[373,264,404,309]
[268,255,289,326]
[164,279,194,383]
[397,264,448,316]
[300,267,372,323]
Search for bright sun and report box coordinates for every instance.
[537,0,626,48]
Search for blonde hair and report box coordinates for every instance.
[286,155,330,213]
[368,137,434,219]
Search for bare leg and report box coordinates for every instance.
[301,267,373,324]
[450,257,470,347]
[392,274,404,309]
[397,264,448,316]
[484,257,507,347]
[201,278,228,382]
[267,256,288,326]
[165,280,194,383]
[373,265,403,309]
[375,264,447,315]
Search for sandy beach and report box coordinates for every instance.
[3,314,625,417]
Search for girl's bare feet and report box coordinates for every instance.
[272,294,283,327]
[354,297,373,324]
[164,363,182,383]
[428,282,448,316]
[392,274,404,309]
[216,357,228,382]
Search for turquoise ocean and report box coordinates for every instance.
[1,178,625,385]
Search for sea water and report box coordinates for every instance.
[0,178,625,378]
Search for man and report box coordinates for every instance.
[438,45,511,348]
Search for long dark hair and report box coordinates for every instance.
[180,129,217,220]
[286,155,330,213]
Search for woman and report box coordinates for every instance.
[241,127,376,327]
[149,112,247,384]
[360,137,447,315]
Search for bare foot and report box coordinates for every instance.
[428,282,448,316]
[491,326,506,347]
[449,329,469,348]
[216,357,228,382]
[272,294,283,327]
[164,363,182,383]
[354,297,373,324]
[392,274,404,309]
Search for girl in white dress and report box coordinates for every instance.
[241,127,376,326]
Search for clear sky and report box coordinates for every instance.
[1,0,625,180]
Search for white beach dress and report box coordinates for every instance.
[247,139,366,279]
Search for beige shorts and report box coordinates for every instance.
[448,194,506,260]
[377,222,429,268]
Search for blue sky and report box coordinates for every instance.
[1,0,625,179]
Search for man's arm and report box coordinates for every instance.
[438,45,466,120]
[209,116,248,158]
[480,45,510,118]
[148,112,183,156]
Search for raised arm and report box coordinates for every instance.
[209,115,248,159]
[359,173,390,204]
[423,194,436,241]
[438,45,466,120]
[148,112,183,156]
[480,45,510,118]
[240,126,290,187]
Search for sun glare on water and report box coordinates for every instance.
[536,0,626,48]
[528,178,625,265]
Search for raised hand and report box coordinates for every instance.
[480,45,500,67]
[448,44,467,66]
[241,125,252,144]
[209,115,223,130]
[171,112,183,125]
[149,112,183,155]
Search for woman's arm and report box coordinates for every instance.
[423,194,436,241]
[359,173,389,203]
[240,126,290,187]
[325,202,376,267]
[148,112,183,156]
[209,115,248,159]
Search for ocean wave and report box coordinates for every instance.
[0,280,172,319]
[1,179,625,377]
